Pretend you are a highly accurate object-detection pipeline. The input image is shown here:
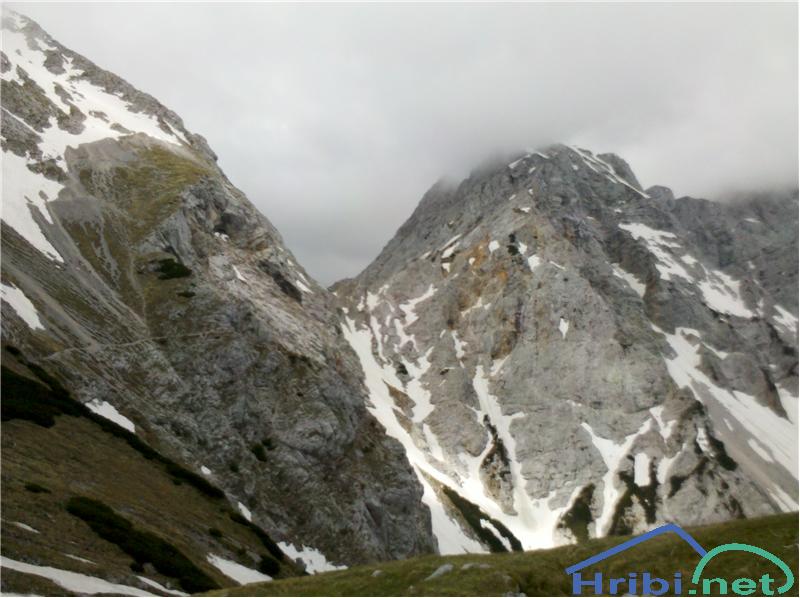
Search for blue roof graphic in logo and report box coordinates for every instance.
[565,523,707,575]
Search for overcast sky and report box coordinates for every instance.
[10,3,798,284]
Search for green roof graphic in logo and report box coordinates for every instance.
[689,543,795,596]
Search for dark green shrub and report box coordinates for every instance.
[229,512,249,526]
[557,484,594,542]
[258,555,281,576]
[1,366,84,426]
[208,527,223,539]
[164,464,225,499]
[66,496,218,593]
[257,261,302,303]
[24,482,51,494]
[176,290,196,298]
[442,486,522,553]
[251,444,267,462]
[156,258,192,280]
[228,512,285,561]
[707,431,738,471]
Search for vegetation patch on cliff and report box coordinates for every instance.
[66,495,219,593]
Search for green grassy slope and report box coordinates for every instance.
[1,350,302,596]
[208,513,798,597]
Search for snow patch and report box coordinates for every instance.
[480,519,512,551]
[490,356,508,377]
[86,400,135,433]
[619,224,753,317]
[654,325,797,481]
[441,243,459,259]
[696,269,754,318]
[1,24,187,262]
[695,426,712,455]
[1,282,44,330]
[657,444,683,484]
[399,285,436,326]
[206,554,271,585]
[776,383,798,426]
[137,576,188,596]
[232,266,248,284]
[748,438,775,463]
[773,305,798,337]
[527,255,542,272]
[574,150,648,197]
[581,419,651,535]
[649,405,676,441]
[12,522,39,534]
[452,331,466,361]
[342,317,572,552]
[237,502,252,522]
[277,542,346,574]
[424,423,446,462]
[611,264,645,298]
[633,453,650,486]
[768,485,799,511]
[0,556,154,596]
[2,152,64,262]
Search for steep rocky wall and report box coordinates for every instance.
[334,144,798,552]
[1,11,434,571]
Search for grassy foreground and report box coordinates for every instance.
[1,355,301,597]
[207,512,798,597]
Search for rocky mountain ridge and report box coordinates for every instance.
[0,9,797,596]
[333,144,798,552]
[1,11,433,593]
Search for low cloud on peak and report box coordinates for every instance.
[11,2,797,283]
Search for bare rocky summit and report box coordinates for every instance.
[333,145,798,552]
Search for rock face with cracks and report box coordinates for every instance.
[333,145,798,553]
[0,10,434,573]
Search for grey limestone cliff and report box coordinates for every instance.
[333,144,798,552]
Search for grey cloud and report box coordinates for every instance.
[10,2,798,284]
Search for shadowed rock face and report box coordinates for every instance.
[1,11,434,572]
[333,145,798,552]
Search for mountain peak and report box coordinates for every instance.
[334,137,798,552]
[1,13,435,589]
